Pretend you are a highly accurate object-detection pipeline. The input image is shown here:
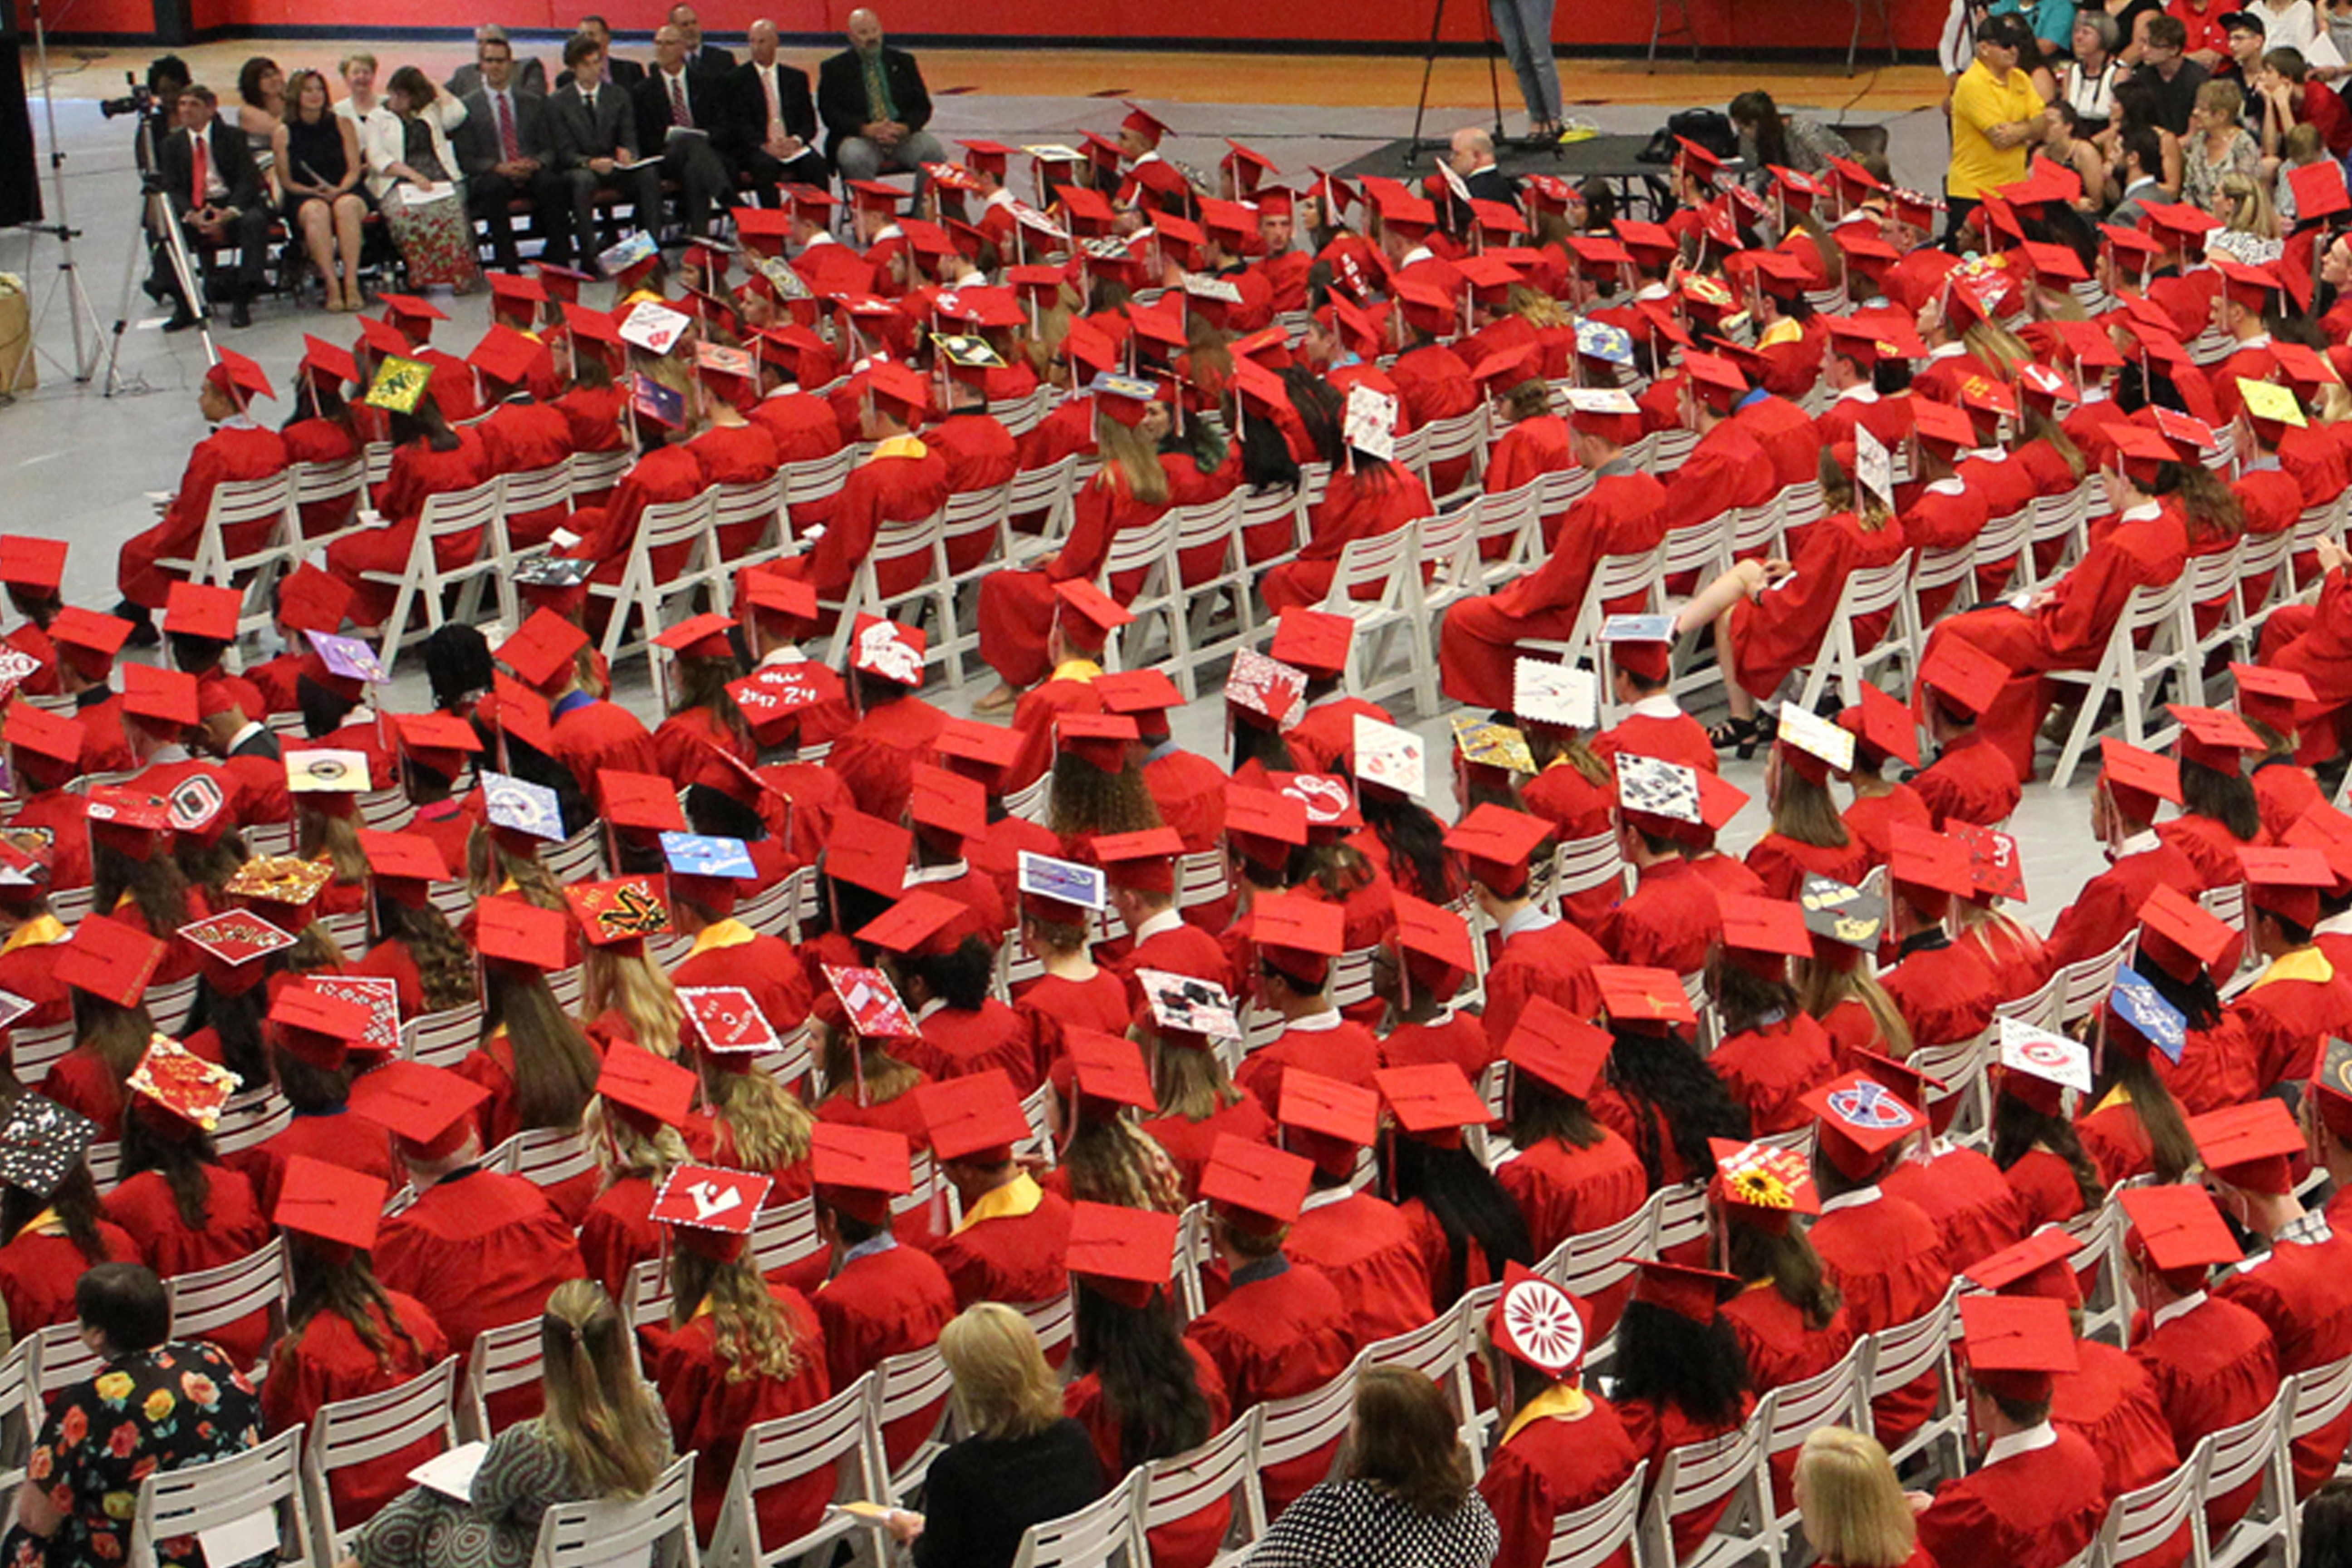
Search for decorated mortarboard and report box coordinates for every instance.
[1615,753,1702,824]
[222,853,335,912]
[301,630,390,686]
[363,354,434,415]
[1593,964,1697,1027]
[0,1094,96,1198]
[1450,715,1536,775]
[127,1034,237,1132]
[1774,703,1857,780]
[1136,967,1242,1044]
[177,910,296,970]
[482,770,566,843]
[1513,658,1599,730]
[1488,1264,1589,1380]
[597,228,659,280]
[677,985,781,1055]
[660,831,757,881]
[302,975,400,1061]
[1573,318,1636,366]
[651,1164,771,1251]
[1226,647,1308,728]
[2314,1037,2352,1141]
[1999,1015,2092,1104]
[1018,851,1107,915]
[849,616,926,687]
[2107,969,2188,1063]
[1344,714,1425,803]
[563,876,673,948]
[287,749,372,795]
[1950,821,2027,902]
[826,964,918,1042]
[1709,1136,1821,1221]
[512,554,594,589]
[2240,378,2310,429]
[1342,383,1399,462]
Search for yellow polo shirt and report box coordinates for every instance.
[1947,60,2046,200]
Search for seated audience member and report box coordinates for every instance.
[817,9,949,183]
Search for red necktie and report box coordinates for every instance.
[669,74,690,128]
[191,135,208,206]
[496,93,519,162]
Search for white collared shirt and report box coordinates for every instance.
[1300,1185,1354,1215]
[1926,342,1968,362]
[1926,476,1968,497]
[2152,1290,2207,1332]
[2113,828,2161,859]
[1400,245,1435,268]
[1837,385,1881,405]
[1499,902,1558,940]
[903,860,968,887]
[2120,500,2163,523]
[1130,907,1186,944]
[1625,694,1681,720]
[1285,1008,1343,1034]
[1982,1421,2061,1467]
[1819,1185,1883,1215]
[914,996,950,1025]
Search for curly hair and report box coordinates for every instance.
[1605,1029,1751,1188]
[373,893,479,1014]
[584,946,682,1060]
[1060,1116,1186,1212]
[1385,1137,1534,1303]
[699,1058,814,1173]
[1610,1298,1751,1426]
[669,1248,804,1382]
[1048,751,1164,840]
[585,1097,690,1183]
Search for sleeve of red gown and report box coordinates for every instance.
[2038,538,2139,663]
[1478,1446,1560,1568]
[567,473,651,565]
[1046,475,1121,583]
[158,443,233,557]
[808,466,886,595]
[1737,523,1859,673]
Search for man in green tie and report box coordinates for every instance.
[816,8,947,186]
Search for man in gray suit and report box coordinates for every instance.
[445,26,549,98]
[456,32,570,270]
[548,32,662,267]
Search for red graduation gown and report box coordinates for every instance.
[1142,748,1228,856]
[119,423,290,610]
[1658,420,1776,539]
[1184,1255,1357,1515]
[328,431,491,626]
[1723,1284,1856,1509]
[373,1168,586,1426]
[676,921,815,1039]
[1810,1191,1950,1444]
[1910,731,2021,830]
[1728,511,1907,700]
[1141,1097,1275,1205]
[1709,1013,1838,1136]
[826,695,949,822]
[1615,1394,1756,1562]
[1497,1131,1647,1269]
[977,470,1170,689]
[774,437,952,606]
[1914,1426,2109,1568]
[1482,916,1608,1056]
[1593,709,1719,775]
[1234,1016,1382,1113]
[2045,839,2204,970]
[901,1000,1037,1093]
[2057,1338,2181,1499]
[1841,785,1932,871]
[2128,1293,2281,1531]
[2230,950,2352,1095]
[476,400,578,550]
[1378,1012,1493,1078]
[924,1176,1073,1309]
[1261,462,1434,614]
[2214,1229,2352,1496]
[1286,1189,1437,1346]
[260,1294,450,1529]
[1744,833,1872,905]
[814,1241,957,1469]
[101,1167,274,1366]
[0,1222,138,1334]
[2003,1147,2089,1232]
[1439,470,1671,710]
[226,1108,399,1217]
[1881,1143,2029,1273]
[1063,1344,1233,1568]
[644,1285,832,1543]
[1479,1391,1643,1568]
[578,1175,659,1299]
[1883,934,2000,1049]
[549,696,662,788]
[1116,918,1238,1002]
[1597,857,1723,975]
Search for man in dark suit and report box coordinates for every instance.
[670,4,736,75]
[153,85,271,328]
[560,16,646,89]
[725,19,828,201]
[632,22,732,240]
[444,26,549,98]
[456,33,571,270]
[817,8,946,183]
[548,33,662,265]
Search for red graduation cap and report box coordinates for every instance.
[1093,668,1183,731]
[1200,1133,1313,1235]
[1057,711,1141,774]
[2099,737,2182,819]
[1801,1072,1923,1181]
[0,535,66,594]
[2120,1182,2240,1276]
[499,608,590,692]
[163,581,241,643]
[652,611,736,663]
[2169,703,2263,774]
[1708,1137,1821,1235]
[1088,827,1185,895]
[273,1154,387,1255]
[1374,1061,1490,1149]
[910,763,988,845]
[598,769,688,837]
[1392,892,1473,1000]
[919,1069,1031,1164]
[476,895,571,971]
[596,1041,697,1130]
[1066,1200,1179,1309]
[1966,1225,2084,1305]
[1063,1027,1156,1116]
[1594,964,1697,1029]
[268,979,376,1069]
[1120,100,1170,142]
[1277,1068,1379,1176]
[823,811,912,899]
[1443,804,1553,897]
[1503,995,1614,1102]
[2239,843,2332,930]
[56,914,166,1008]
[1888,822,1975,914]
[1051,578,1135,652]
[1959,1293,2079,1403]
[858,887,978,961]
[1917,635,2010,719]
[1838,685,1921,768]
[1269,608,1353,680]
[52,606,132,675]
[810,1122,913,1227]
[2136,882,2238,984]
[651,1164,772,1260]
[2189,1098,2303,1196]
[121,664,199,729]
[1249,892,1345,989]
[1627,1257,1739,1323]
[1716,895,1812,977]
[203,348,275,405]
[348,1060,491,1161]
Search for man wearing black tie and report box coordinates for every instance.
[632,23,733,240]
[549,33,662,263]
[725,20,828,201]
[456,33,572,270]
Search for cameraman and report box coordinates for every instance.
[129,55,188,173]
[154,85,270,328]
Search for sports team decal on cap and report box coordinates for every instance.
[649,1164,770,1233]
[679,985,780,1053]
[1999,1018,2093,1094]
[288,749,371,794]
[1226,649,1306,727]
[1825,1077,1919,1133]
[164,774,228,834]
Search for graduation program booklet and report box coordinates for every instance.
[409,1442,488,1502]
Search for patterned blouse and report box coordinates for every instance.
[1244,1479,1502,1568]
[12,1342,263,1568]
[356,1416,673,1568]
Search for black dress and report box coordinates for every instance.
[282,114,355,218]
[910,1418,1105,1568]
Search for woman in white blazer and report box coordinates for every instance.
[364,65,480,292]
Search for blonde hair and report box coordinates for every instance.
[584,1098,689,1183]
[584,946,683,1059]
[940,1302,1064,1441]
[1796,1427,1917,1568]
[298,805,369,886]
[1148,1037,1245,1122]
[669,1249,803,1381]
[2221,171,2280,238]
[1791,957,1915,1059]
[700,1058,815,1172]
[537,1280,669,1498]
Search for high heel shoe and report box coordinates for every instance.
[1707,715,1762,760]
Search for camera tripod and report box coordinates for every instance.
[102,108,213,395]
[5,0,107,401]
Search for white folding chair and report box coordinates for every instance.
[289,457,371,549]
[1542,1458,1647,1568]
[751,1197,823,1279]
[2288,1352,2352,1494]
[527,1453,699,1568]
[489,1127,597,1198]
[2200,1383,2294,1568]
[2093,1450,2204,1568]
[362,476,509,668]
[1860,1285,1965,1483]
[1254,1365,1358,1514]
[13,1019,76,1087]
[1166,493,1255,697]
[2054,935,2137,1035]
[1903,1026,1995,1149]
[301,1357,462,1562]
[702,1375,888,1568]
[1313,523,1437,715]
[463,1316,548,1440]
[567,448,632,504]
[711,474,790,564]
[2060,1198,2132,1349]
[1646,1182,1712,1258]
[593,487,725,670]
[0,1335,41,1494]
[871,1344,957,1504]
[153,470,300,640]
[1092,512,1181,677]
[34,1318,100,1398]
[1408,407,1490,503]
[1638,1416,1779,1568]
[2047,577,2193,788]
[1135,1407,1264,1568]
[129,1425,314,1568]
[166,1237,289,1375]
[1794,554,1914,713]
[1352,1298,1475,1461]
[1009,1470,1145,1568]
[818,507,949,678]
[1759,1340,1869,1544]
[402,1003,486,1069]
[1017,1291,1075,1361]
